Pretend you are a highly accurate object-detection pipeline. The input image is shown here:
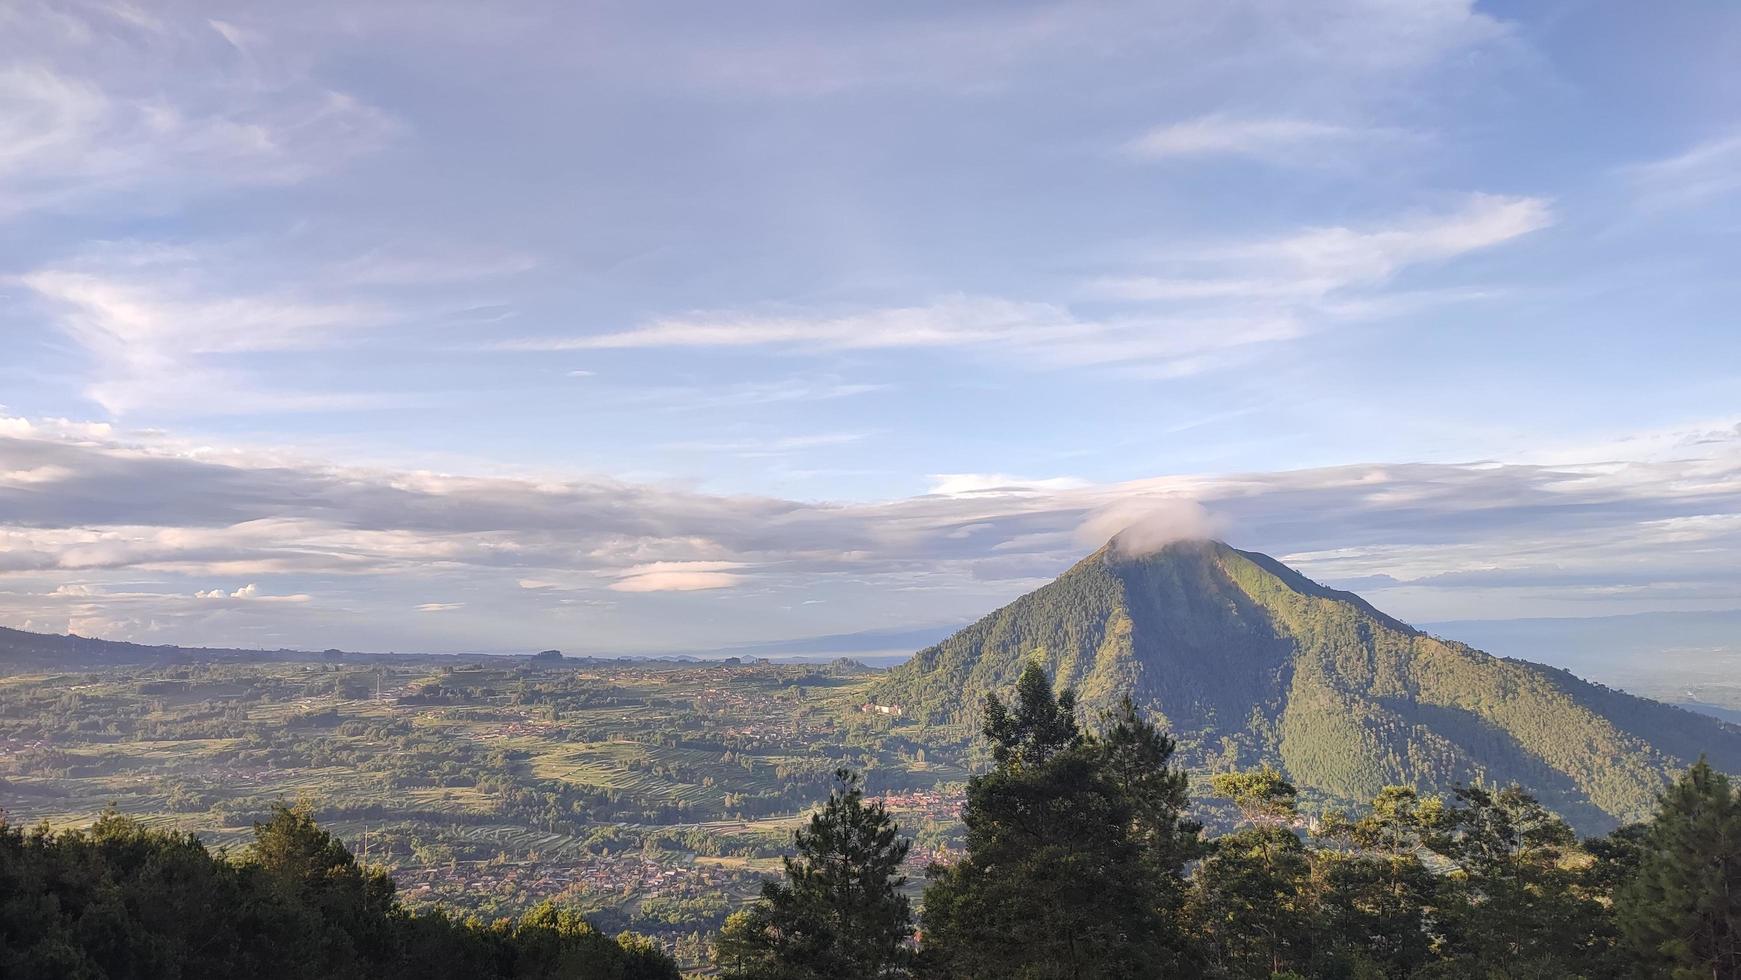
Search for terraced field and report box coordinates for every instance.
[0,654,968,966]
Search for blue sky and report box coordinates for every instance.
[2,0,1739,665]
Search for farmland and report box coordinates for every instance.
[0,654,968,965]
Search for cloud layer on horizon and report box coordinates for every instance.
[2,415,1738,654]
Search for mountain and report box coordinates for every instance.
[0,625,260,663]
[873,538,1741,831]
[0,626,506,666]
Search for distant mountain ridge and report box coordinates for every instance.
[0,626,722,668]
[873,538,1741,831]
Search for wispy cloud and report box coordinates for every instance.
[16,244,391,415]
[613,0,1508,98]
[620,377,889,412]
[1098,193,1552,300]
[927,474,1091,497]
[499,297,1312,380]
[0,52,391,217]
[1248,193,1554,280]
[496,296,1075,352]
[500,195,1549,378]
[659,432,871,457]
[329,246,540,287]
[1623,133,1741,209]
[1125,116,1381,163]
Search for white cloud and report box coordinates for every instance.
[504,195,1549,378]
[610,561,748,593]
[1078,498,1225,555]
[622,0,1508,98]
[622,377,889,411]
[660,432,870,456]
[416,601,463,612]
[1126,116,1368,161]
[193,582,309,602]
[1099,193,1552,302]
[496,296,1295,379]
[0,413,1738,647]
[0,64,389,218]
[0,464,73,485]
[1623,133,1741,209]
[0,417,114,441]
[499,296,1077,352]
[17,245,390,415]
[0,0,393,218]
[928,474,1090,497]
[21,263,376,356]
[1248,193,1554,283]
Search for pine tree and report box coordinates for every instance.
[1425,785,1596,977]
[921,664,1196,978]
[1308,787,1441,977]
[1189,765,1314,976]
[1100,696,1203,874]
[1620,758,1741,979]
[980,661,1081,767]
[717,769,913,979]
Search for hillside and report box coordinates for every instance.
[0,625,337,665]
[873,538,1741,830]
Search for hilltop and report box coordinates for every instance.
[872,538,1741,830]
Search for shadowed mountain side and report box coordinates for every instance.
[872,539,1741,831]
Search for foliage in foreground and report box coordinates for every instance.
[715,769,913,980]
[0,801,678,980]
[731,663,1741,979]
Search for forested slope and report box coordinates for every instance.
[874,539,1741,829]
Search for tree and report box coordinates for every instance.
[980,661,1081,768]
[1101,696,1204,874]
[1100,696,1206,971]
[1189,765,1314,977]
[717,769,913,979]
[1308,787,1442,977]
[1620,758,1741,979]
[1425,785,1598,977]
[513,901,679,980]
[921,664,1196,978]
[0,803,679,980]
[248,799,398,973]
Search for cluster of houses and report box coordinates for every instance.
[693,686,765,714]
[394,849,758,908]
[870,787,959,820]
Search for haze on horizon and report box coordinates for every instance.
[2,1,1738,674]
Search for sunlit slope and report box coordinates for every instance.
[874,539,1741,829]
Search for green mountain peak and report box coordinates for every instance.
[874,537,1741,831]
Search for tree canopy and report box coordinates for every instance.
[716,769,913,979]
[0,802,679,980]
